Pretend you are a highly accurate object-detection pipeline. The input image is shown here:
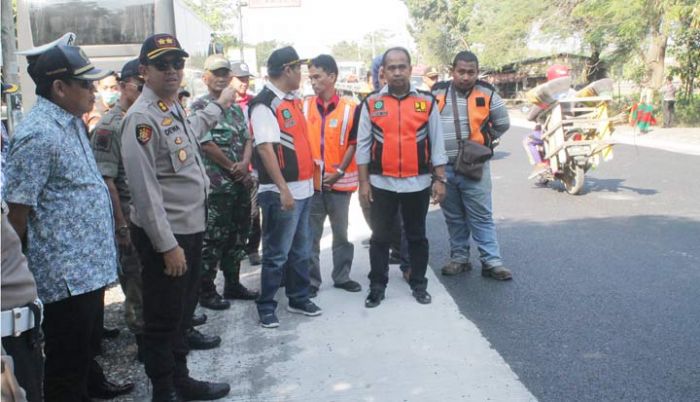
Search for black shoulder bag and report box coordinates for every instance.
[451,85,493,181]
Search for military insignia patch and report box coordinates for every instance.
[161,117,173,126]
[414,100,427,112]
[136,124,153,145]
[282,109,292,119]
[178,149,187,162]
[476,97,486,107]
[174,137,183,144]
[94,129,112,152]
[157,101,169,112]
[374,100,384,110]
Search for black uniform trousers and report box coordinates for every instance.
[368,185,431,291]
[2,317,43,401]
[131,226,203,392]
[42,287,104,402]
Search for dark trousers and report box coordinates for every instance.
[246,180,262,254]
[368,186,430,291]
[663,100,675,127]
[42,287,104,402]
[361,203,410,271]
[131,226,203,391]
[2,326,43,401]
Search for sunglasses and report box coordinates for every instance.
[150,58,186,72]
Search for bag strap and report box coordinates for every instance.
[450,83,463,145]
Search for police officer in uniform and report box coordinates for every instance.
[121,34,235,401]
[192,55,259,312]
[90,58,147,359]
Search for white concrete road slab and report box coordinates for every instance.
[186,198,535,402]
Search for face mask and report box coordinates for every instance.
[100,91,120,106]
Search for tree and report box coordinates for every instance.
[403,0,471,66]
[255,40,290,71]
[182,0,238,51]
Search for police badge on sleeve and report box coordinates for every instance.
[136,124,153,145]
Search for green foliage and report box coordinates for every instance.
[403,0,471,66]
[255,40,290,71]
[330,30,391,62]
[675,97,700,126]
[182,0,238,50]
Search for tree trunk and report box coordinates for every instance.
[645,31,668,90]
[1,0,20,85]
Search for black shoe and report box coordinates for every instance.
[185,328,221,350]
[199,292,231,310]
[102,326,120,339]
[309,286,319,298]
[88,379,135,399]
[286,300,322,316]
[412,289,432,304]
[152,389,183,402]
[191,312,208,327]
[223,282,259,300]
[248,252,262,266]
[365,289,385,308]
[333,280,362,292]
[174,377,230,401]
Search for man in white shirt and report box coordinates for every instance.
[249,46,323,328]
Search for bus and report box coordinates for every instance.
[15,0,214,108]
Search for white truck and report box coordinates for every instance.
[15,0,214,108]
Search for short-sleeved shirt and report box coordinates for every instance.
[90,103,130,206]
[250,82,314,200]
[3,97,118,304]
[191,94,250,194]
[121,85,222,252]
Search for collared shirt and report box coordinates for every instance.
[250,82,314,200]
[121,85,222,252]
[356,84,448,193]
[3,97,118,304]
[437,82,510,161]
[192,94,250,194]
[90,103,131,206]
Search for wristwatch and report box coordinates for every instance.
[336,167,345,176]
[116,225,129,236]
[432,175,447,184]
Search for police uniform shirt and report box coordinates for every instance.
[121,85,223,253]
[90,103,131,208]
[1,208,38,310]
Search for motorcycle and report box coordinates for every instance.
[525,79,616,195]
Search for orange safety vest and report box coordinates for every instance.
[433,80,494,146]
[303,95,358,192]
[249,87,314,184]
[364,90,435,178]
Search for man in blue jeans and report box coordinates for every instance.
[432,51,512,280]
[250,46,322,328]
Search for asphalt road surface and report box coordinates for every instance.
[427,123,700,401]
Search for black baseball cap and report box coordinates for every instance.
[139,34,189,64]
[231,61,254,77]
[267,46,308,75]
[119,59,141,81]
[30,45,112,83]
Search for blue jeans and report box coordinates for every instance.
[440,163,503,268]
[256,191,312,314]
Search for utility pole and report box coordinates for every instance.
[1,0,20,85]
[236,0,248,61]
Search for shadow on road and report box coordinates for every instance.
[584,177,658,195]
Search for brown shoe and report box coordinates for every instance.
[481,266,512,281]
[441,261,472,276]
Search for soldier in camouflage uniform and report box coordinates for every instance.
[193,55,259,310]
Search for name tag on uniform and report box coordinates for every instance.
[329,119,339,128]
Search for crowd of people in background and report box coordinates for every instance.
[1,30,512,401]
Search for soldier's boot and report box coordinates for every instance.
[223,262,259,300]
[198,269,230,310]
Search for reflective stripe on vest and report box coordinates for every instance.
[366,92,433,178]
[250,87,314,184]
[303,96,358,192]
[434,84,492,145]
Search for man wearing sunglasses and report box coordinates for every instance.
[90,58,147,363]
[121,34,235,402]
[4,44,126,401]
